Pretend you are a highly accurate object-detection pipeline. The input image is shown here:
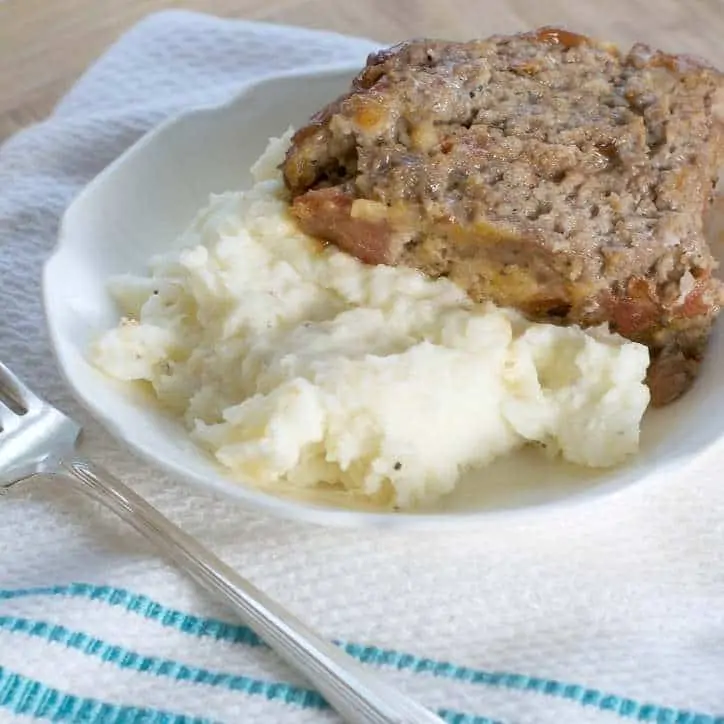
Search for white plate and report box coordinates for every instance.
[43,64,724,529]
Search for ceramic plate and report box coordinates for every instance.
[42,64,724,528]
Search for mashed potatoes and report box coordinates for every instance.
[91,131,651,509]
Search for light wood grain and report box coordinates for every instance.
[3,0,724,143]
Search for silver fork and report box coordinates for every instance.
[0,361,444,724]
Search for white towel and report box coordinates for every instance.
[1,10,723,724]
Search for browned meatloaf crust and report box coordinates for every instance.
[282,27,724,406]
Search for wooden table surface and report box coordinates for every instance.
[2,0,724,144]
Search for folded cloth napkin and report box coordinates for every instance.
[1,9,724,724]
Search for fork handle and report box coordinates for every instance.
[59,458,443,724]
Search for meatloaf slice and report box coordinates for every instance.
[282,27,724,406]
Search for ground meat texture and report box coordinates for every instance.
[282,27,724,406]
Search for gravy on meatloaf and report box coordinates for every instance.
[282,27,724,406]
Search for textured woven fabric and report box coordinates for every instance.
[1,10,724,724]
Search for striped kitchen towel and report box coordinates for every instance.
[1,10,723,724]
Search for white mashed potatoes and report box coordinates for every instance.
[91,131,651,509]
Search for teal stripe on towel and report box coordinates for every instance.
[0,648,500,724]
[2,584,722,724]
[0,614,327,709]
[0,583,264,646]
[0,665,217,723]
